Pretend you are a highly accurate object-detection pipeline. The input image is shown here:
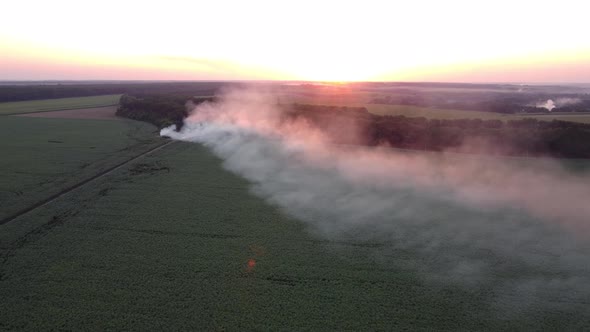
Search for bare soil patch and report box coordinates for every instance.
[15,106,118,120]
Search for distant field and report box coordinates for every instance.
[368,104,590,123]
[366,104,504,119]
[15,105,118,120]
[291,97,590,124]
[0,94,121,115]
[285,91,590,123]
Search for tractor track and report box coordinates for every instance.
[0,140,175,226]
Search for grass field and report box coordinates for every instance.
[0,94,121,115]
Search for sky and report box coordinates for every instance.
[1,0,589,82]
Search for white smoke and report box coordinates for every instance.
[161,87,590,314]
[556,97,582,107]
[536,97,581,111]
[537,99,556,111]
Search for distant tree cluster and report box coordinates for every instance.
[117,94,213,129]
[100,87,590,159]
[4,81,588,158]
[0,82,225,102]
[117,95,590,158]
[553,99,590,113]
[288,104,590,158]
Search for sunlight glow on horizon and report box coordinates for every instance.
[1,0,589,82]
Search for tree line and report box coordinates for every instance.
[117,94,213,129]
[287,104,590,158]
[0,82,225,102]
[115,95,590,159]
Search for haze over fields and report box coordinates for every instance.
[163,88,590,312]
[1,0,590,330]
[1,0,589,82]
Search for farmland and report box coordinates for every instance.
[15,106,119,120]
[367,104,590,123]
[289,96,590,124]
[4,141,589,330]
[284,83,590,124]
[0,94,121,115]
[0,115,162,222]
[367,103,504,119]
[1,86,590,330]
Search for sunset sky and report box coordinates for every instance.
[1,0,589,82]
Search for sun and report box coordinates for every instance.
[283,55,381,82]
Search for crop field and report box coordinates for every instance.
[0,94,121,115]
[3,142,580,331]
[0,115,162,222]
[15,106,118,120]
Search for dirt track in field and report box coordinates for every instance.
[15,106,118,120]
[0,140,174,226]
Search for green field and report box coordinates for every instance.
[2,142,571,331]
[0,94,121,115]
[0,116,162,222]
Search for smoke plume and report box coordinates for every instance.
[162,87,590,314]
[536,97,581,111]
[537,99,556,111]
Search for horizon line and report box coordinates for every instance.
[1,79,589,86]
